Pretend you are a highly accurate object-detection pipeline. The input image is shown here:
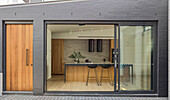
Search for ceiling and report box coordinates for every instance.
[47,24,114,33]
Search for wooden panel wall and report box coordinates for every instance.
[52,39,64,74]
[6,24,33,91]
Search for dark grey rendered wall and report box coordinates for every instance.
[0,0,168,97]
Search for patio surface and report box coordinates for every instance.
[0,95,168,100]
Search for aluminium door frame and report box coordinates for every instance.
[44,20,158,95]
[2,21,34,93]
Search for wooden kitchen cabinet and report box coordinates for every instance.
[52,39,64,75]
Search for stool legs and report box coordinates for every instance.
[86,68,99,86]
[100,68,103,86]
[86,68,90,86]
[95,68,99,86]
[108,68,113,86]
[100,68,113,86]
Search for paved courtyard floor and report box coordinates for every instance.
[0,95,168,100]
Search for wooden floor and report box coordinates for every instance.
[47,75,114,91]
[47,75,151,91]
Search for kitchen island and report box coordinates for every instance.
[64,62,117,83]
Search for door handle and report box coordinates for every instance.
[26,48,28,66]
[115,60,117,68]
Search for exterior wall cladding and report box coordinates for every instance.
[0,0,168,97]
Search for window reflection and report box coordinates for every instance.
[120,26,153,90]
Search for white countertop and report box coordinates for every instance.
[65,61,114,64]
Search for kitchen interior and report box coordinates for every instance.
[46,24,152,91]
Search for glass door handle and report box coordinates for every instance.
[115,60,117,68]
[26,48,28,66]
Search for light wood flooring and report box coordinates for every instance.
[47,75,114,91]
[47,75,151,91]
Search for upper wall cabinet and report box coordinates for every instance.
[88,39,94,52]
[97,39,102,52]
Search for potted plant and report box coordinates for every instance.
[68,51,85,63]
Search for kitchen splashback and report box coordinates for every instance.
[64,39,110,62]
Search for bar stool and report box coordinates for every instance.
[100,64,113,86]
[86,64,99,86]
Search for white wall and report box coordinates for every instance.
[47,29,52,80]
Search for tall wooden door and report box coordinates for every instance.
[6,24,33,91]
[52,39,64,74]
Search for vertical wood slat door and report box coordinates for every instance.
[6,24,33,91]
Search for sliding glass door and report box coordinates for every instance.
[118,25,154,91]
[45,21,156,93]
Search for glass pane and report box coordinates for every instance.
[46,24,116,91]
[120,26,153,90]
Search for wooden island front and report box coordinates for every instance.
[65,63,118,82]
